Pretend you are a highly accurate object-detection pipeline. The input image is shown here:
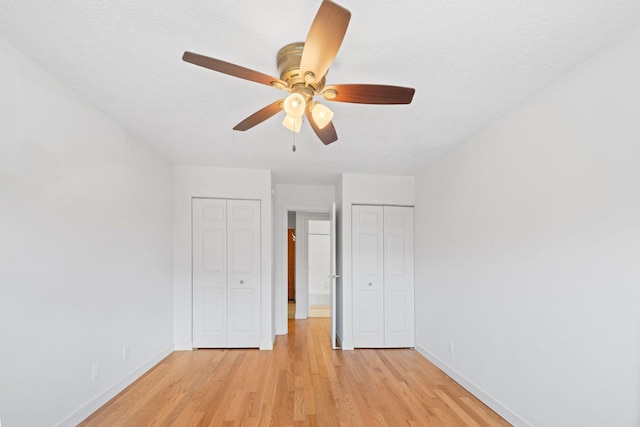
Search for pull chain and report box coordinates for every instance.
[292,129,296,152]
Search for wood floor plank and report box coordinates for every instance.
[79,319,510,426]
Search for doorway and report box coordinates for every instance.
[287,211,330,320]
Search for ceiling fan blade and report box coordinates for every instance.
[183,51,287,88]
[322,84,415,104]
[306,110,338,145]
[233,100,284,131]
[299,1,351,84]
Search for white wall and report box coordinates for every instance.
[0,38,174,426]
[273,184,334,333]
[414,25,640,427]
[173,166,272,349]
[339,174,415,349]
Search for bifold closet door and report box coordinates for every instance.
[192,198,261,348]
[352,205,414,348]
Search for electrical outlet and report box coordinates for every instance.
[448,341,454,355]
[123,345,130,360]
[91,361,100,379]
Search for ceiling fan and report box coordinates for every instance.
[182,0,415,145]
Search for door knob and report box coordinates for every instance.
[368,282,372,287]
[240,280,244,284]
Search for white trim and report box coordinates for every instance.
[341,345,355,351]
[414,344,533,427]
[259,340,274,350]
[174,342,192,351]
[55,345,174,427]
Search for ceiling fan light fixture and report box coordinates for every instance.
[310,101,334,129]
[322,89,338,100]
[283,92,306,118]
[282,114,302,132]
[183,0,414,146]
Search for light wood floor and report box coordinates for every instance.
[288,300,295,318]
[80,319,510,426]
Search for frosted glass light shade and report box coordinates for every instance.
[310,102,334,129]
[283,92,306,118]
[282,114,302,132]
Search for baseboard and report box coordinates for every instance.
[55,345,174,427]
[414,344,532,427]
[174,342,192,351]
[340,335,354,351]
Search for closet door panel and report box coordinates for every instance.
[385,290,409,333]
[352,205,384,348]
[384,206,414,347]
[227,199,261,347]
[358,291,382,332]
[192,198,227,347]
[229,287,254,332]
[201,288,225,332]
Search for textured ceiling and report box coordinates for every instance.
[1,1,640,185]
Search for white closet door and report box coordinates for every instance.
[192,198,227,347]
[383,206,414,347]
[352,205,385,347]
[226,199,261,347]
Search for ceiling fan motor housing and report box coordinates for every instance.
[276,42,326,101]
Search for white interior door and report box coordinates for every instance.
[383,206,415,347]
[192,198,227,348]
[330,202,337,349]
[352,205,385,347]
[227,199,261,347]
